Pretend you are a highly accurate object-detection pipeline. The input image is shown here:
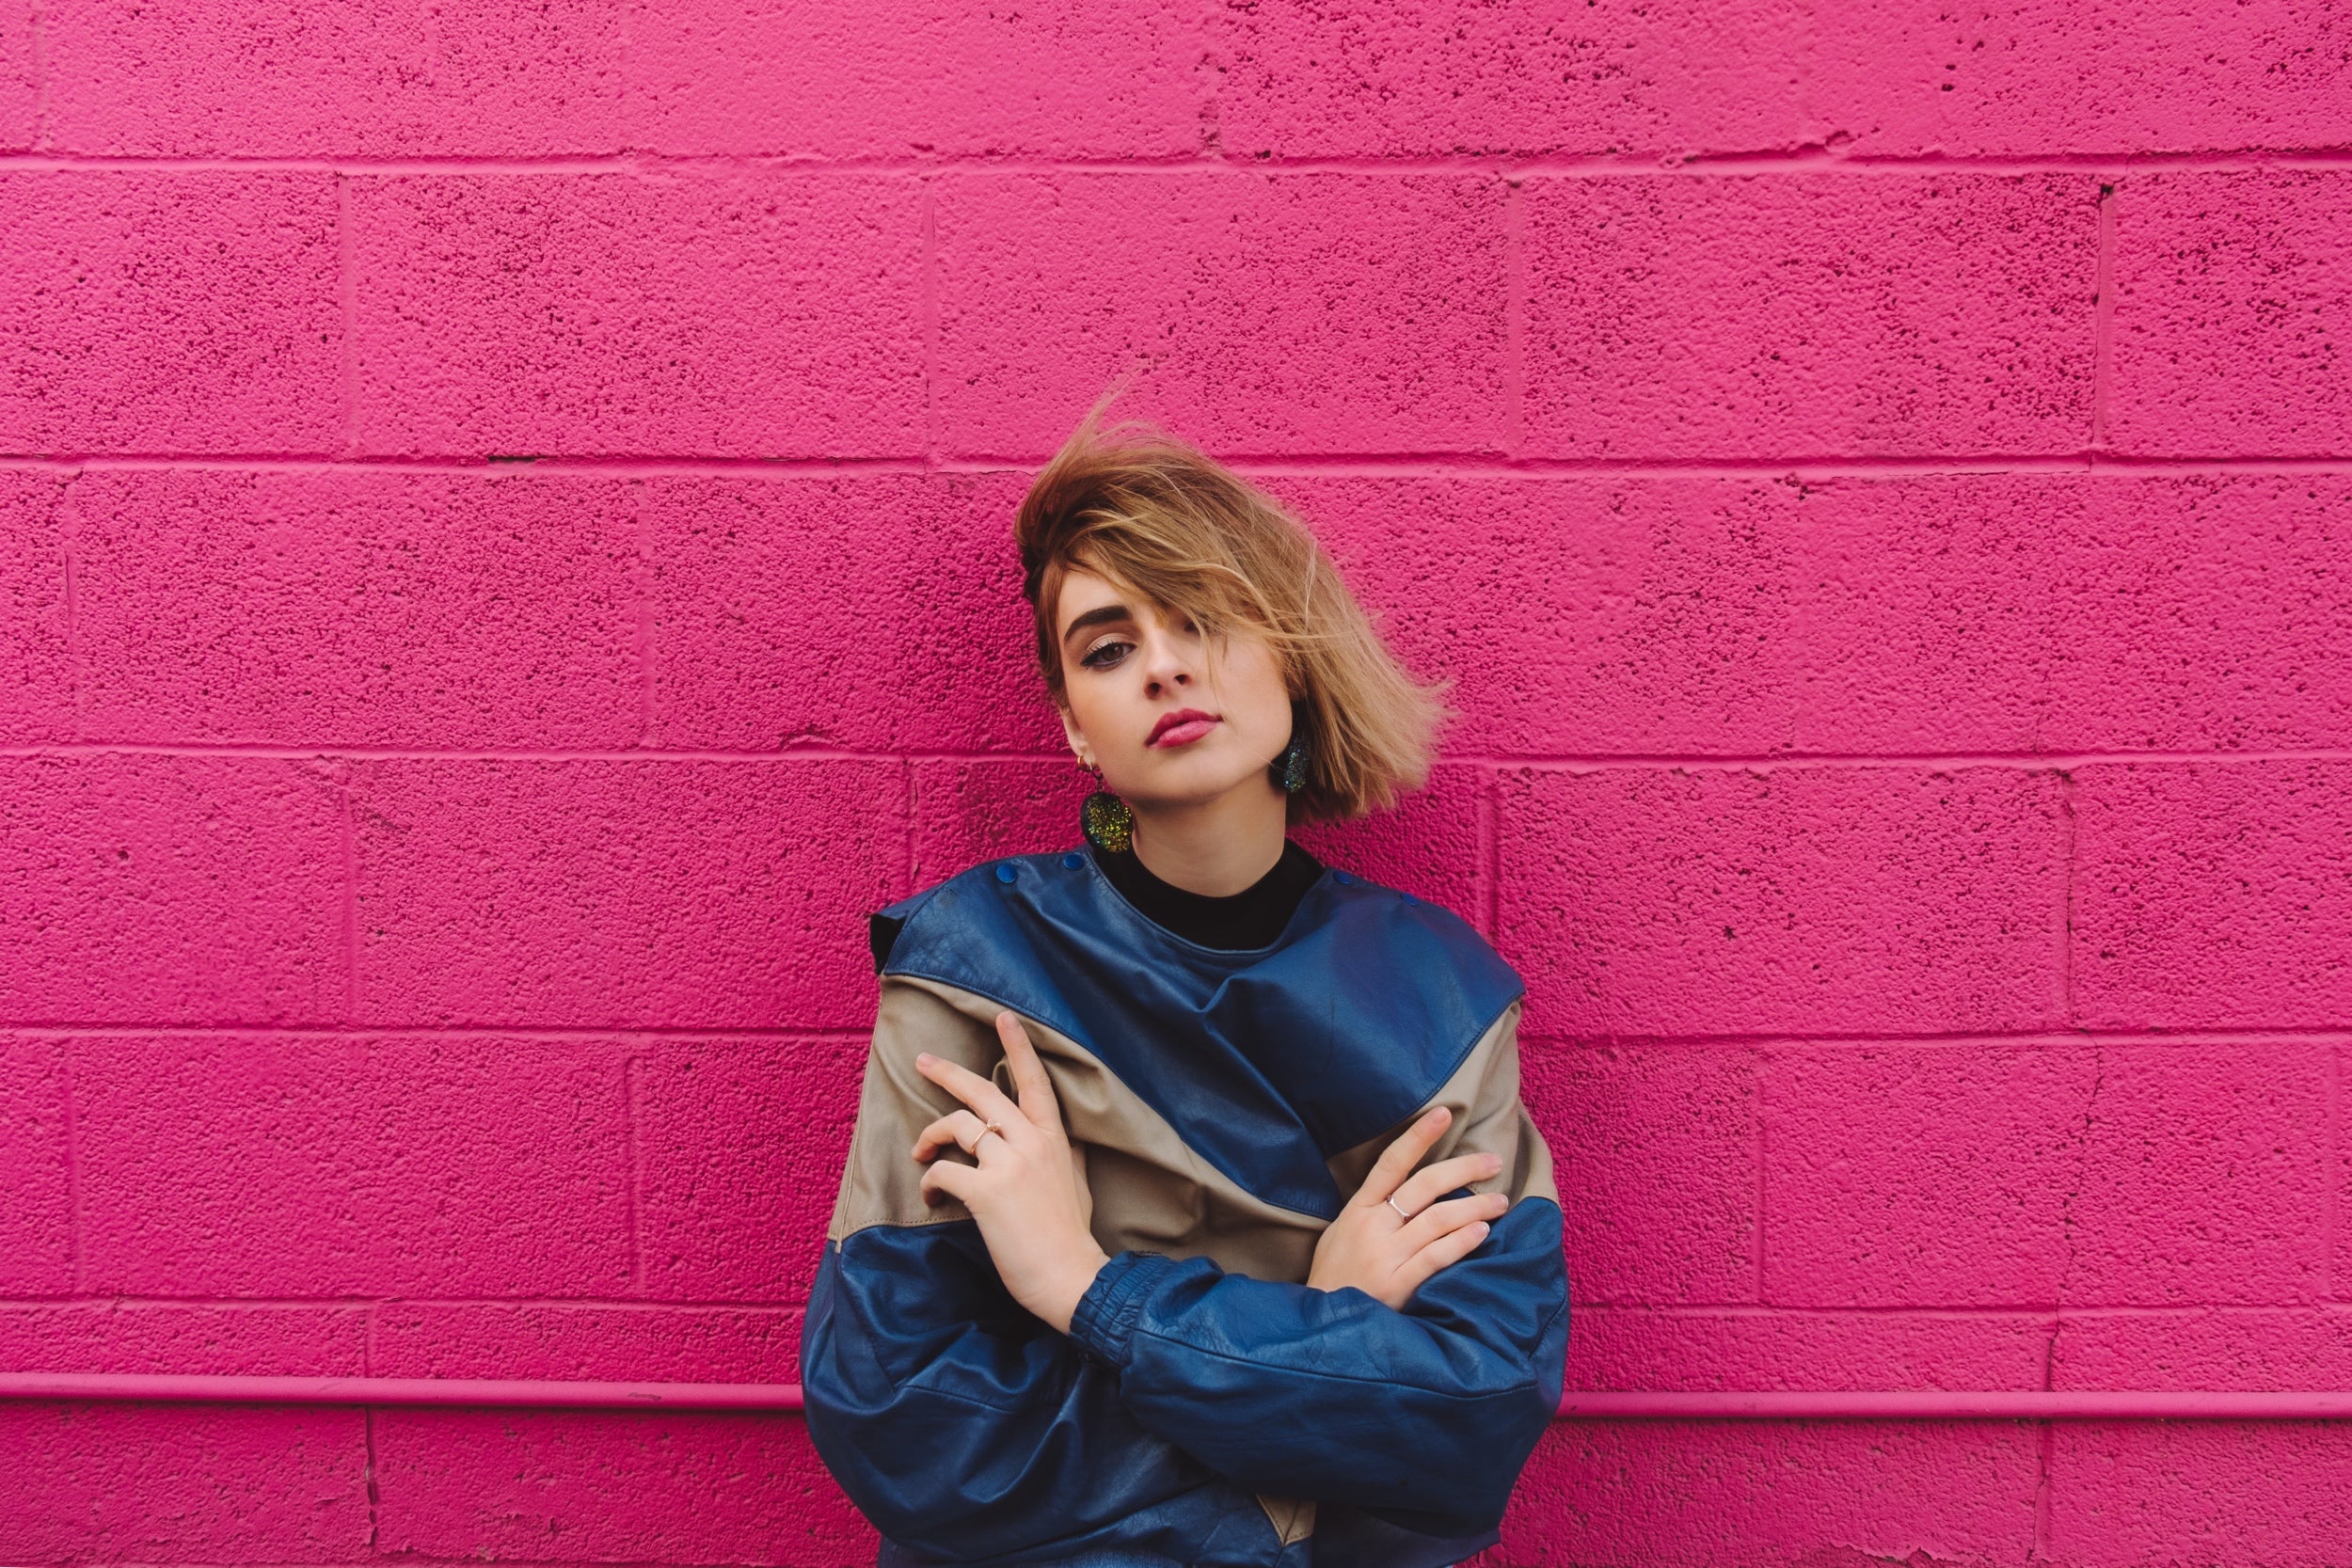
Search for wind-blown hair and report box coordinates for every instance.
[1014,412,1446,825]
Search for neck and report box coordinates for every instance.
[1127,779,1289,897]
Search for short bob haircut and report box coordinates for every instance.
[1015,412,1445,826]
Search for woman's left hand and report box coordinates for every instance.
[911,1011,1109,1334]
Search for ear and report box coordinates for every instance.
[1058,703,1093,770]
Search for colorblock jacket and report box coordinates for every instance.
[802,848,1569,1568]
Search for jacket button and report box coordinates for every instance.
[1333,871,1354,886]
[1062,852,1085,869]
[995,863,1017,883]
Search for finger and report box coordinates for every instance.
[1357,1106,1452,1206]
[912,1109,991,1164]
[1390,1218,1492,1299]
[1395,1192,1511,1254]
[1390,1149,1506,1217]
[994,1011,1061,1126]
[914,1052,1025,1132]
[919,1158,979,1209]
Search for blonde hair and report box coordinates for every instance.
[1014,413,1446,825]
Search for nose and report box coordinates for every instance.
[1139,626,1193,698]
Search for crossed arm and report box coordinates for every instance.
[909,1008,1510,1332]
[800,985,1566,1560]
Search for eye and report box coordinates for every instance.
[1078,638,1134,670]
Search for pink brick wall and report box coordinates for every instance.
[0,3,2345,1563]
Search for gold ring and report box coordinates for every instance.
[977,1120,1006,1148]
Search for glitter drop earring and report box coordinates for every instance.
[1270,704,1311,795]
[1078,760,1135,855]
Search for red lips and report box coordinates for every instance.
[1146,708,1220,747]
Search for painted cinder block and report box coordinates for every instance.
[0,171,341,454]
[43,0,627,156]
[0,755,344,1025]
[630,0,1200,159]
[0,1036,72,1297]
[374,1303,804,1384]
[73,1032,631,1297]
[1530,1043,1757,1306]
[2073,761,2352,1030]
[2056,1308,2352,1392]
[935,172,1509,458]
[911,758,1073,889]
[0,1302,366,1375]
[1815,0,2352,157]
[1276,470,2352,759]
[2059,1042,2329,1307]
[1771,1041,2330,1310]
[2040,473,2352,753]
[2109,170,2352,457]
[350,172,927,459]
[1503,1418,2041,1565]
[1567,1307,2048,1392]
[1520,173,2099,458]
[1295,762,1488,927]
[352,758,902,1028]
[1499,766,2066,1037]
[1214,0,1811,159]
[2049,1420,2352,1567]
[634,1036,867,1304]
[0,1402,370,1562]
[1765,1044,2099,1307]
[645,471,1058,753]
[0,469,72,745]
[73,467,642,748]
[1266,474,1820,758]
[374,1409,873,1564]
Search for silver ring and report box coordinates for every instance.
[1385,1195,1414,1222]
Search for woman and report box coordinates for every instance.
[802,415,1568,1567]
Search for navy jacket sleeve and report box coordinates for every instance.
[1067,1163,1566,1537]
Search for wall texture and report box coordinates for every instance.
[1,2,2348,1564]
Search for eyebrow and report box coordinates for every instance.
[1058,603,1135,650]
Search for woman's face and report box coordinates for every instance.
[1053,567,1295,812]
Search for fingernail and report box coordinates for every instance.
[915,1053,936,1068]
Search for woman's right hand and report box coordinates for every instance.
[1307,1105,1508,1310]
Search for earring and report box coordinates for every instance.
[1079,766,1134,854]
[1270,710,1310,795]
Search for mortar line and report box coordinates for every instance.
[2090,178,2120,453]
[56,1050,86,1295]
[1753,1051,1769,1306]
[6,740,2350,768]
[631,483,655,747]
[361,1407,380,1552]
[15,1291,2339,1315]
[902,755,920,895]
[2058,768,2078,1029]
[919,175,941,470]
[1192,0,1224,160]
[623,1053,646,1295]
[54,468,84,740]
[8,451,2352,479]
[2328,1043,2342,1303]
[6,148,2352,176]
[337,172,358,458]
[339,768,359,1022]
[1502,177,1525,458]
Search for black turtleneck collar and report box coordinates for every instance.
[1091,838,1326,952]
